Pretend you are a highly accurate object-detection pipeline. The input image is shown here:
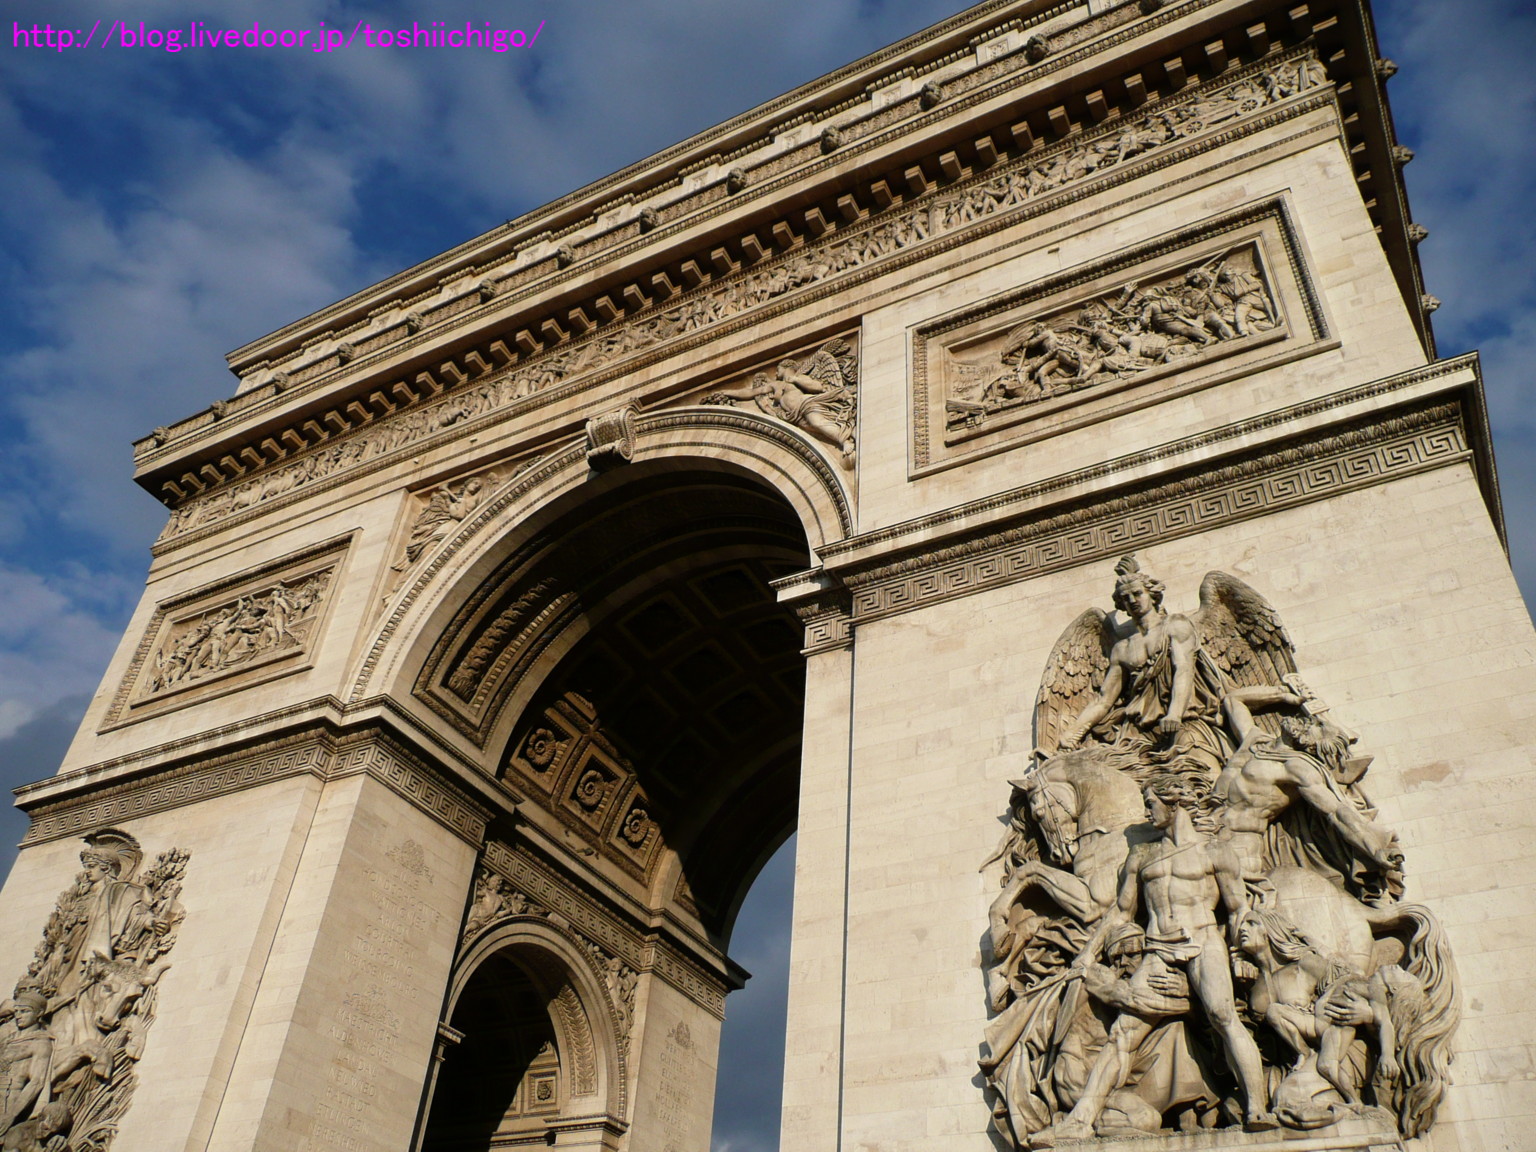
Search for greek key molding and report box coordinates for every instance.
[20,727,491,848]
[824,353,1483,569]
[847,401,1469,623]
[330,737,489,844]
[20,740,330,847]
[151,51,1329,553]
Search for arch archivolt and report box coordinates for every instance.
[350,405,850,711]
[451,913,632,1124]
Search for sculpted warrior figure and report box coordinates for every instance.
[0,994,51,1134]
[1217,685,1403,893]
[1035,775,1276,1144]
[983,553,1458,1148]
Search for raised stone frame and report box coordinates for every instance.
[911,196,1330,474]
[101,534,351,728]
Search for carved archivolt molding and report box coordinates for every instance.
[480,841,729,1020]
[381,455,543,605]
[354,407,848,707]
[455,895,626,1117]
[912,198,1328,471]
[103,537,349,729]
[0,829,190,1150]
[981,556,1458,1145]
[152,51,1328,551]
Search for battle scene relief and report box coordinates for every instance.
[980,556,1457,1148]
[946,245,1279,435]
[0,830,188,1151]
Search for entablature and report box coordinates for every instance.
[132,0,1425,529]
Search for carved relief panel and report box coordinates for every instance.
[980,555,1457,1148]
[0,829,189,1151]
[693,332,860,470]
[912,199,1329,474]
[105,537,348,727]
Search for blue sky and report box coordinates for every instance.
[1,3,1532,1150]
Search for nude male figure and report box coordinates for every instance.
[1036,775,1275,1144]
[1217,685,1402,884]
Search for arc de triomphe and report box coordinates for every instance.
[1,2,1532,1151]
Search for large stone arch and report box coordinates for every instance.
[351,406,851,714]
[362,407,839,1152]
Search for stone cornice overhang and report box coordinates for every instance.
[781,355,1498,624]
[13,694,746,1000]
[129,0,1426,516]
[12,694,518,847]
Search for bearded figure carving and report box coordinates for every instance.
[980,556,1457,1148]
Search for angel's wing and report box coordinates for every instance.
[799,337,857,389]
[1033,608,1119,755]
[1193,571,1296,690]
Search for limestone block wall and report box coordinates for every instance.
[797,459,1535,1152]
[0,774,323,1151]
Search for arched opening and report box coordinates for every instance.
[417,460,816,1150]
[422,929,618,1152]
[422,952,563,1150]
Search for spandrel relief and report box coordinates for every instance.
[0,830,189,1151]
[946,246,1277,432]
[980,556,1457,1149]
[701,335,859,469]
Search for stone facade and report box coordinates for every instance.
[0,1,1530,1151]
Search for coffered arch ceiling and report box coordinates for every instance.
[418,465,810,939]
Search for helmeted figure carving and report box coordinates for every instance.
[0,830,188,1151]
[981,555,1458,1148]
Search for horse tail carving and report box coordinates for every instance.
[1365,902,1460,1138]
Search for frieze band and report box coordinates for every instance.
[850,401,1469,624]
[152,50,1331,551]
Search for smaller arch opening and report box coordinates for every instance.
[422,947,598,1151]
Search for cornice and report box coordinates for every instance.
[13,700,518,849]
[145,49,1337,552]
[208,0,1124,378]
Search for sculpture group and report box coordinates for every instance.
[947,247,1276,430]
[980,556,1457,1146]
[0,831,187,1151]
[145,571,330,696]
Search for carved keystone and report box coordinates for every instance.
[585,403,639,470]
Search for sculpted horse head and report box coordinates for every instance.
[49,957,169,1085]
[1018,746,1147,867]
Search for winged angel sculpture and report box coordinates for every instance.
[980,556,1457,1148]
[702,338,858,467]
